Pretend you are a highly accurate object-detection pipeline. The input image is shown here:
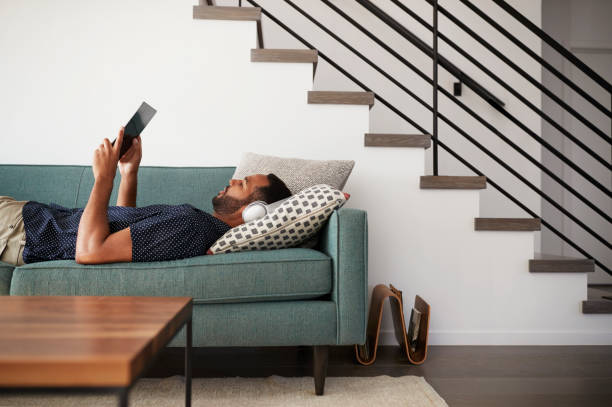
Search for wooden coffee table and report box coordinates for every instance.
[0,296,193,407]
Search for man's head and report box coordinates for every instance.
[212,173,291,227]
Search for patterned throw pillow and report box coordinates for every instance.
[208,184,349,254]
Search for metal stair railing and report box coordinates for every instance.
[395,0,610,171]
[350,0,612,221]
[320,1,610,231]
[241,0,611,275]
[354,0,610,198]
[491,0,611,94]
[468,0,611,117]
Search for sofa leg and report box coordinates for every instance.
[313,345,329,396]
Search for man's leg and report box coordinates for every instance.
[0,196,28,266]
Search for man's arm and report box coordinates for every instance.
[116,135,142,207]
[75,128,133,264]
[117,174,137,207]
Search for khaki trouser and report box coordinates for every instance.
[0,196,27,266]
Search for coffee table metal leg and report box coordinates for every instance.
[118,387,129,407]
[185,318,192,407]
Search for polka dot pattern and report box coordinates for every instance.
[21,201,230,263]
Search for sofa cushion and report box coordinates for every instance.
[0,261,14,295]
[0,165,83,207]
[9,248,332,304]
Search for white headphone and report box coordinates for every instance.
[242,198,289,223]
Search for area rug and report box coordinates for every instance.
[0,375,448,407]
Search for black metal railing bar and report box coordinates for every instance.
[394,0,611,169]
[243,0,611,273]
[459,0,611,118]
[491,0,612,94]
[433,0,439,176]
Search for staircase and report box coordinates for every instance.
[192,0,612,343]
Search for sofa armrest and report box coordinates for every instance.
[317,208,368,345]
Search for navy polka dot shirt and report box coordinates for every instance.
[21,201,231,263]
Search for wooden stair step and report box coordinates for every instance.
[251,49,317,63]
[420,176,486,189]
[308,91,375,108]
[475,218,541,231]
[582,300,612,314]
[251,49,318,76]
[193,5,261,21]
[529,253,595,273]
[364,133,431,149]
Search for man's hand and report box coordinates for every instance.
[118,133,142,177]
[93,127,123,183]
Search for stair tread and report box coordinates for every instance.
[364,133,431,148]
[530,253,595,273]
[582,300,612,314]
[475,218,541,231]
[308,91,375,107]
[420,175,486,189]
[193,5,261,21]
[251,49,318,63]
[533,252,595,262]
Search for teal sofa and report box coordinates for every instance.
[0,164,368,393]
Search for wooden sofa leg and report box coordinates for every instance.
[313,345,329,396]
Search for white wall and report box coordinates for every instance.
[541,0,612,284]
[4,0,610,344]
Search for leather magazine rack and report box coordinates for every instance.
[355,284,430,365]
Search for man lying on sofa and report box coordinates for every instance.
[0,128,291,266]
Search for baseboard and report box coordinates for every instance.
[379,329,612,345]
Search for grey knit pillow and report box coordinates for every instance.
[232,152,355,194]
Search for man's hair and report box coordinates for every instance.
[254,173,292,204]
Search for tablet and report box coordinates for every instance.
[112,101,156,158]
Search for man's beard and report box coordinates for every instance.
[212,194,254,215]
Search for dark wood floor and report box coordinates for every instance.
[148,345,612,406]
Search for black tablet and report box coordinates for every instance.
[112,101,156,158]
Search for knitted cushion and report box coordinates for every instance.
[232,152,355,194]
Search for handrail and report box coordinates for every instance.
[326,0,611,204]
[345,2,504,109]
[491,0,612,94]
[243,0,611,275]
[393,0,611,167]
